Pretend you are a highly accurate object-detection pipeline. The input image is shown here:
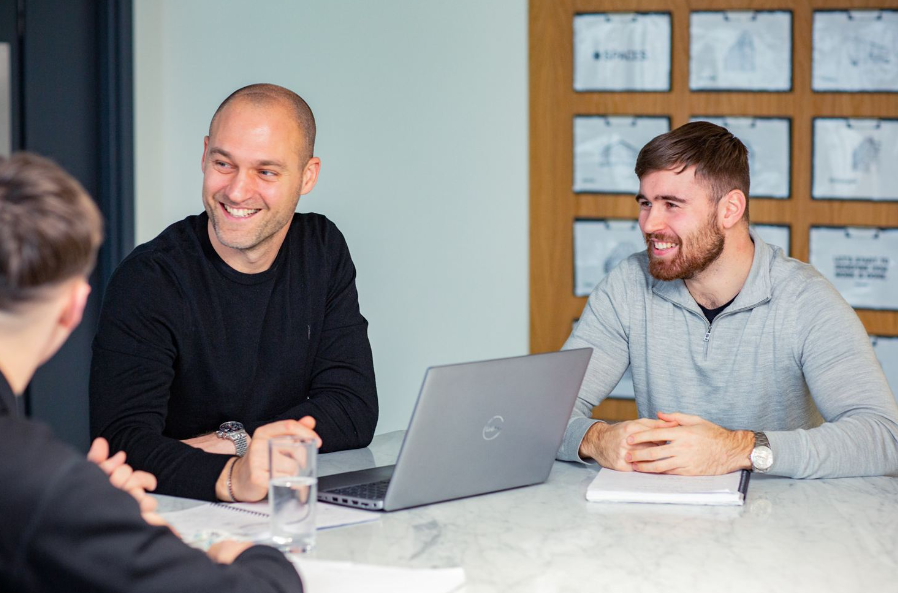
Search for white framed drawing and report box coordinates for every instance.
[870,336,898,404]
[752,224,790,256]
[574,116,670,194]
[573,219,644,297]
[691,116,790,198]
[812,118,898,201]
[809,227,898,311]
[813,10,898,92]
[690,11,792,91]
[574,13,671,91]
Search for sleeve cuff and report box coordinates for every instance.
[557,417,602,463]
[763,430,800,478]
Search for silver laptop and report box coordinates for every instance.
[317,348,592,511]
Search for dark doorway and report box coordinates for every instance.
[0,0,134,450]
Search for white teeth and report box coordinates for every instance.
[223,204,260,218]
[654,241,676,250]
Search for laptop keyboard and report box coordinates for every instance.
[328,480,391,500]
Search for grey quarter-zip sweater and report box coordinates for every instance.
[558,230,898,478]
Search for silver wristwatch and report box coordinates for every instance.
[750,431,773,473]
[216,421,249,457]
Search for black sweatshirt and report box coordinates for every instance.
[0,372,303,593]
[90,212,378,500]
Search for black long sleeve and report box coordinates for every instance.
[90,213,377,500]
[0,377,302,593]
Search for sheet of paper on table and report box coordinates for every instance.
[586,468,749,506]
[293,559,465,593]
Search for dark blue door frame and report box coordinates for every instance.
[0,0,134,450]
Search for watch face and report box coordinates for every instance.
[219,421,244,434]
[752,446,774,470]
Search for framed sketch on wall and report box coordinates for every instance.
[573,219,644,297]
[752,224,790,256]
[574,13,671,92]
[809,227,898,311]
[812,118,898,201]
[689,11,792,92]
[813,10,898,92]
[691,116,790,198]
[870,336,898,403]
[574,116,670,194]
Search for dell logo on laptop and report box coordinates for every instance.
[482,415,504,440]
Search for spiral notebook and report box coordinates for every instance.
[160,500,379,548]
[586,469,750,506]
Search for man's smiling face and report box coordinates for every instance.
[201,98,308,263]
[636,165,725,281]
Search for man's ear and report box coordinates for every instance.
[300,157,321,196]
[59,280,91,332]
[719,189,747,230]
[201,136,210,172]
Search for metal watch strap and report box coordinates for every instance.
[751,431,773,473]
[217,422,249,457]
[229,430,248,457]
[754,431,770,450]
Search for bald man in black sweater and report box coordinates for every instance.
[91,84,378,502]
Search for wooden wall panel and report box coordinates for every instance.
[531,0,898,421]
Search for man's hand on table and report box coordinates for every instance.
[579,418,678,470]
[215,416,321,503]
[625,412,754,475]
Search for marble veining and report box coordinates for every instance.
[158,431,898,592]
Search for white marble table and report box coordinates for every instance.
[159,431,898,593]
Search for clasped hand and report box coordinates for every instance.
[582,412,752,476]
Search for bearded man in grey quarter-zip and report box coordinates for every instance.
[558,121,898,478]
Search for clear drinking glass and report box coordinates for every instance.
[268,436,317,553]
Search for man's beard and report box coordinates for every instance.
[645,211,725,281]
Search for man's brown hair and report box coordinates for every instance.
[635,121,750,222]
[0,153,104,310]
[209,83,317,163]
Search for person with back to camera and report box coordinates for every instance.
[0,153,304,592]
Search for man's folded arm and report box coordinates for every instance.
[90,347,231,499]
[90,255,230,500]
[769,279,898,479]
[556,262,634,463]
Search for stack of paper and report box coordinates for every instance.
[586,469,749,506]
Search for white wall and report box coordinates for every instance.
[134,0,529,433]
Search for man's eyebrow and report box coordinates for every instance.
[208,147,232,160]
[255,159,287,169]
[207,148,286,169]
[660,195,687,204]
[635,194,687,204]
